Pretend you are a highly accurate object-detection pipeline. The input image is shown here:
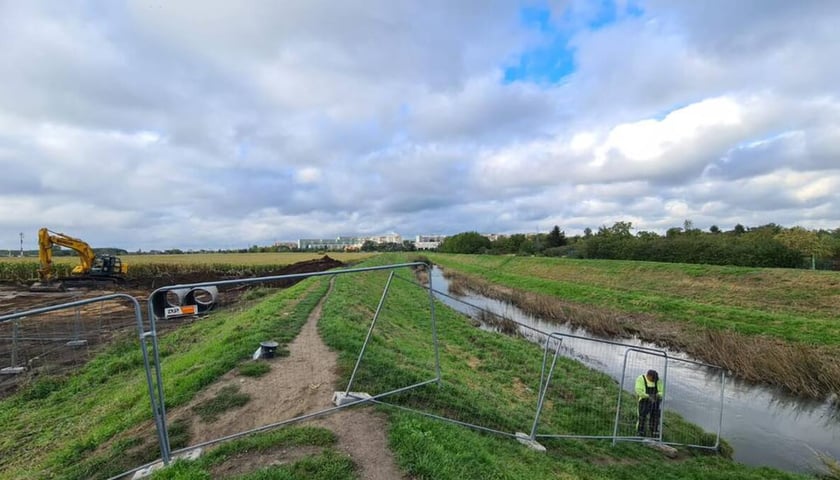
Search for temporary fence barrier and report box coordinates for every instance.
[0,293,146,389]
[427,284,727,452]
[140,261,439,472]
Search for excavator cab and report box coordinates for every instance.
[90,255,124,276]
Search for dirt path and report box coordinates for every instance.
[183,280,404,480]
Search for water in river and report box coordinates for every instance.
[428,267,840,474]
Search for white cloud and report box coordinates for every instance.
[0,1,838,250]
[295,167,322,185]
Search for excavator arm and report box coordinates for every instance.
[37,228,97,283]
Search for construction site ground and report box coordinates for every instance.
[0,256,345,398]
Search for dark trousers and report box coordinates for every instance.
[637,398,661,436]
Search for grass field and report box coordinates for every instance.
[425,254,840,345]
[425,253,840,398]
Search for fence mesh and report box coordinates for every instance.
[0,294,140,398]
[427,265,725,449]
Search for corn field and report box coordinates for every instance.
[0,252,372,283]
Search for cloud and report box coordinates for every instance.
[0,1,838,250]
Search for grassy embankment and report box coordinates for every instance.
[0,252,373,283]
[315,253,805,479]
[0,276,334,479]
[0,254,816,479]
[426,254,840,398]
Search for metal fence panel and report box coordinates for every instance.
[143,262,439,467]
[0,294,146,398]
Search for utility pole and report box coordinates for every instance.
[19,232,24,257]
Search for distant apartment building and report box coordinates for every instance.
[414,234,446,250]
[298,233,403,251]
[367,233,402,244]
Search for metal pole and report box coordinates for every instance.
[345,271,394,395]
[657,353,669,441]
[612,349,631,445]
[427,263,441,384]
[529,335,562,439]
[11,318,19,367]
[132,296,170,465]
[139,333,169,463]
[149,313,171,462]
[73,293,81,342]
[715,370,725,450]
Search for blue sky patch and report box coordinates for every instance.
[504,0,644,84]
[504,6,575,84]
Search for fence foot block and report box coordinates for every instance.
[515,432,546,452]
[1,367,26,375]
[66,340,88,347]
[643,439,678,458]
[333,391,372,406]
[131,448,203,479]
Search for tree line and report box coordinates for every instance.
[438,222,840,270]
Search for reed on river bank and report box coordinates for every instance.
[443,269,840,399]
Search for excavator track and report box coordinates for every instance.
[30,276,123,292]
[58,276,123,289]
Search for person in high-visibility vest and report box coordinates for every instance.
[635,369,664,437]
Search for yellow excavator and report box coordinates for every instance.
[31,228,128,292]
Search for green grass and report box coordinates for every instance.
[238,361,272,378]
[425,254,840,346]
[191,385,251,422]
[150,426,356,480]
[0,253,818,479]
[317,253,805,480]
[0,276,331,480]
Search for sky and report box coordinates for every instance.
[1,0,839,251]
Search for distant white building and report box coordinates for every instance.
[483,233,506,242]
[415,234,446,250]
[368,232,402,244]
[298,233,403,251]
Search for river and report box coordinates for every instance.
[428,266,840,474]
